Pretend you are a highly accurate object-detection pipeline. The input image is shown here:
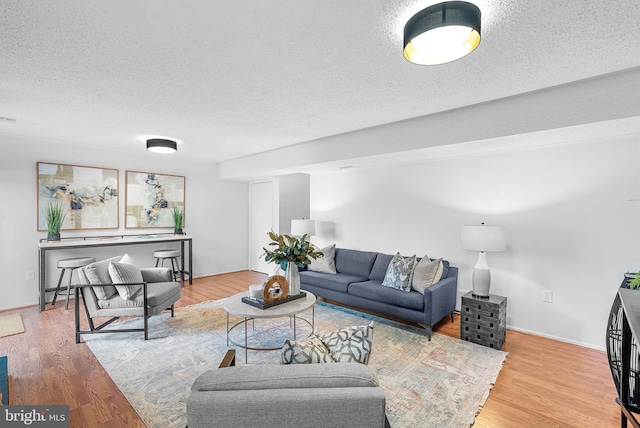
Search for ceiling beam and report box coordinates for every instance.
[218,67,640,180]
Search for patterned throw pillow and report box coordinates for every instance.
[108,256,144,300]
[412,256,444,294]
[381,252,417,292]
[281,336,335,364]
[318,322,373,364]
[307,244,337,274]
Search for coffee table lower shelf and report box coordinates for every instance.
[224,290,316,363]
[226,315,314,352]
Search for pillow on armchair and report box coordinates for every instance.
[318,322,373,364]
[108,254,144,300]
[84,255,122,300]
[281,336,335,364]
[281,322,373,365]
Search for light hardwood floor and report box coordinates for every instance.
[0,271,621,427]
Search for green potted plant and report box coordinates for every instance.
[170,206,184,234]
[630,273,640,290]
[43,201,67,242]
[262,231,323,295]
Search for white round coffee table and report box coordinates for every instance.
[224,291,316,363]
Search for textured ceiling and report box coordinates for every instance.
[1,0,640,169]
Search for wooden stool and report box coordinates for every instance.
[153,249,185,287]
[52,256,96,310]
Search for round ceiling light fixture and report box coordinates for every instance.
[146,138,177,154]
[403,1,481,65]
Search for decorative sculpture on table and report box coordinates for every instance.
[262,275,289,303]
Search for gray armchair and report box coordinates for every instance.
[187,350,389,428]
[74,256,181,343]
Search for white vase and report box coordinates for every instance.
[285,263,300,296]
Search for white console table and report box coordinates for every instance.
[37,233,192,312]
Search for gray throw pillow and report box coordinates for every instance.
[412,256,443,294]
[84,255,121,300]
[307,244,337,274]
[108,255,144,300]
[381,252,417,292]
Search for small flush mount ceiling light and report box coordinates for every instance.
[403,1,481,65]
[146,138,177,154]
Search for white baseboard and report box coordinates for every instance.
[193,268,256,278]
[505,325,605,352]
[455,288,604,351]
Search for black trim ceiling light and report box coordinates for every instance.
[403,1,481,65]
[146,138,177,154]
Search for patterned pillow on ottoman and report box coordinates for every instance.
[281,336,335,364]
[318,322,373,364]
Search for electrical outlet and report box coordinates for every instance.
[542,289,553,303]
[26,270,35,281]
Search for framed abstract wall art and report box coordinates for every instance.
[125,171,185,228]
[37,162,119,231]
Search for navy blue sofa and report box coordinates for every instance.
[300,248,458,340]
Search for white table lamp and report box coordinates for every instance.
[461,223,506,297]
[291,219,316,237]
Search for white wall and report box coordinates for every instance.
[0,135,249,311]
[277,173,310,234]
[310,137,640,350]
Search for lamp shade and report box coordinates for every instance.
[147,139,177,153]
[403,1,481,65]
[291,219,316,237]
[461,225,506,252]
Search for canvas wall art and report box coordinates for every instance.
[125,171,185,228]
[37,162,119,230]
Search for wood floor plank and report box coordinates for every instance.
[0,270,622,427]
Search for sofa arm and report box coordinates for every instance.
[187,387,387,428]
[140,267,172,283]
[423,274,458,325]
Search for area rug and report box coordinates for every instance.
[0,314,24,338]
[85,300,507,428]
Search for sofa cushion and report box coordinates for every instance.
[381,253,417,292]
[281,336,335,364]
[348,281,425,311]
[412,256,443,294]
[97,281,180,309]
[307,244,337,274]
[334,249,378,278]
[84,255,121,300]
[369,253,394,282]
[300,271,367,293]
[318,322,373,364]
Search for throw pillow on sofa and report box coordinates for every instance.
[412,256,444,294]
[307,244,337,274]
[382,252,417,292]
